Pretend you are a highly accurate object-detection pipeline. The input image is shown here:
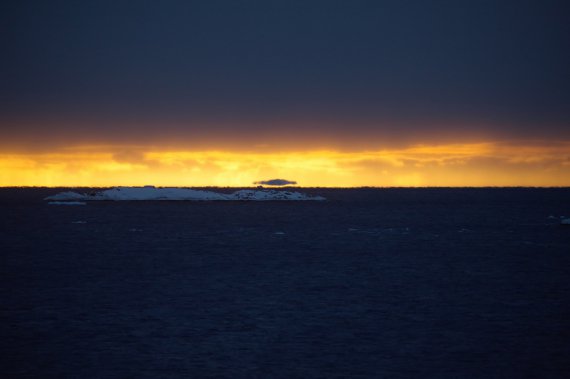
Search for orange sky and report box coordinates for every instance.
[2,1,569,188]
[1,140,569,187]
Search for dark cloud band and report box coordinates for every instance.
[254,179,297,186]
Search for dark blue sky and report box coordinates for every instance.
[1,0,569,147]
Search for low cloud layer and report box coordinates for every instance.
[2,141,570,187]
[254,179,297,186]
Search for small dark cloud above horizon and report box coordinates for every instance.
[1,0,569,146]
[255,179,297,186]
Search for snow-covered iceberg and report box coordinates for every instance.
[230,189,323,201]
[45,186,326,201]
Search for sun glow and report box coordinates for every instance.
[1,141,569,187]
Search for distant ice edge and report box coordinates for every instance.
[45,186,326,201]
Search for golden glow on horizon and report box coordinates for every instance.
[1,141,570,187]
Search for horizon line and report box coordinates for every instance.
[3,185,570,189]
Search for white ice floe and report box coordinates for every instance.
[48,201,86,205]
[47,192,88,201]
[45,186,326,201]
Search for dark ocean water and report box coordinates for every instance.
[1,188,569,378]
